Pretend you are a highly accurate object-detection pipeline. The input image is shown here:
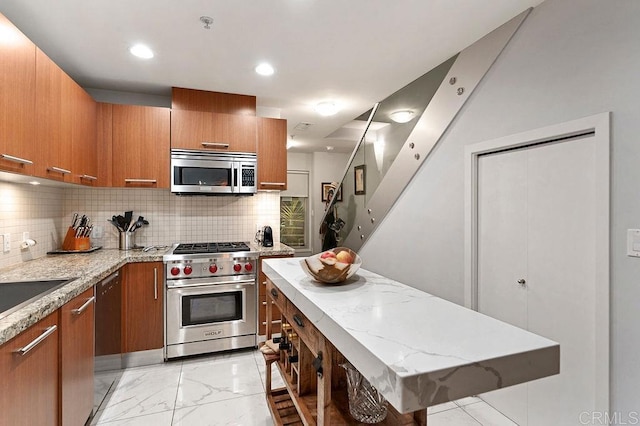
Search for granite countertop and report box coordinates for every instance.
[249,242,295,257]
[0,242,295,347]
[262,257,560,414]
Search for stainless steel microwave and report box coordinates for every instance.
[170,149,257,195]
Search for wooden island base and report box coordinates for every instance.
[264,278,427,426]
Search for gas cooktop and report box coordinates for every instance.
[171,242,251,255]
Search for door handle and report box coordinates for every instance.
[15,325,57,356]
[72,296,96,315]
[154,267,158,300]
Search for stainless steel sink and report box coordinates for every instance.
[0,278,76,321]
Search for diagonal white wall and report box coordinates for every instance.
[359,0,640,414]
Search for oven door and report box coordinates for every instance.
[171,157,235,194]
[166,277,257,346]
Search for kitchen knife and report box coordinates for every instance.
[71,213,78,228]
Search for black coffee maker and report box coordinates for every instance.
[262,226,273,247]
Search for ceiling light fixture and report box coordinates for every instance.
[200,16,213,30]
[129,44,154,59]
[389,110,415,123]
[255,63,275,76]
[314,102,339,117]
[326,146,335,151]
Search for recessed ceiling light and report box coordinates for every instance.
[389,110,415,123]
[315,102,339,117]
[255,63,275,76]
[326,146,335,151]
[129,44,154,59]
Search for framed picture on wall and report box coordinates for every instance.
[354,164,366,195]
[321,182,342,202]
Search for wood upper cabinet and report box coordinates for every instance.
[0,13,36,175]
[96,102,113,186]
[257,117,287,190]
[172,87,256,115]
[70,82,98,185]
[112,104,170,188]
[122,262,164,352]
[0,312,59,426]
[60,287,95,426]
[35,47,74,182]
[171,109,257,153]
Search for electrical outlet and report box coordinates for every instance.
[2,233,10,253]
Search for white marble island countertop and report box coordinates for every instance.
[263,257,559,414]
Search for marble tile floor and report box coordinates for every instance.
[89,349,517,426]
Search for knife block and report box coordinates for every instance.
[62,227,90,251]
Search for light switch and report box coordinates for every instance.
[627,229,640,257]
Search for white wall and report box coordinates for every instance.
[360,0,639,414]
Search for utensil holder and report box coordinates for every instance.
[62,227,90,251]
[340,362,388,424]
[119,231,135,250]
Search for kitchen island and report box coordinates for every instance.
[262,257,559,424]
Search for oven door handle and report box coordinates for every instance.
[167,278,256,289]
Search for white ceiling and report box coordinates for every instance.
[0,0,543,153]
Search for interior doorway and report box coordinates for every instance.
[464,113,610,425]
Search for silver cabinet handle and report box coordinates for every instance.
[72,296,95,315]
[125,179,157,184]
[262,320,282,326]
[201,142,230,148]
[260,182,286,186]
[80,174,98,181]
[154,267,158,300]
[48,166,71,175]
[1,154,33,165]
[15,325,57,356]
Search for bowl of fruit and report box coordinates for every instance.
[301,247,362,284]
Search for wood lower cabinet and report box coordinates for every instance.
[258,254,293,336]
[257,117,287,190]
[0,312,59,426]
[0,12,36,175]
[60,287,95,426]
[171,109,257,153]
[112,105,170,188]
[122,262,164,352]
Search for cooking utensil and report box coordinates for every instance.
[124,211,133,230]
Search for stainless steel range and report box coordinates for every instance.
[163,242,258,359]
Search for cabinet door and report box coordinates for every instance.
[171,109,257,153]
[0,312,59,426]
[96,102,113,186]
[122,262,164,352]
[257,117,287,190]
[0,13,36,175]
[71,83,98,186]
[112,105,170,188]
[35,48,75,182]
[60,287,95,426]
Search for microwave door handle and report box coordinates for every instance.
[232,162,238,193]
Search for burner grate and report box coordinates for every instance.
[173,242,250,255]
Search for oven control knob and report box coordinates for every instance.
[244,263,253,272]
[233,264,242,273]
[170,267,180,276]
[184,265,193,275]
[209,264,218,273]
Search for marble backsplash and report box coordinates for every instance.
[0,181,281,270]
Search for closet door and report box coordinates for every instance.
[477,135,597,426]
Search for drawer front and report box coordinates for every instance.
[265,278,286,313]
[285,300,320,355]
